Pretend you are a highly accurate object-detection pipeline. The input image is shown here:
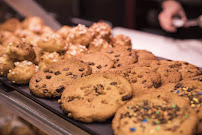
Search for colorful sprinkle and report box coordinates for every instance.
[193,98,199,103]
[184,115,188,119]
[156,111,160,114]
[156,120,160,124]
[172,104,176,108]
[156,126,161,131]
[142,119,147,123]
[176,90,180,93]
[130,127,136,132]
[198,92,202,95]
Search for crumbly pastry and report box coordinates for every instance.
[133,49,158,61]
[101,46,137,68]
[6,39,36,61]
[38,52,61,69]
[64,44,88,59]
[66,24,93,46]
[88,38,112,53]
[111,34,132,47]
[59,73,133,123]
[37,33,67,52]
[0,30,20,46]
[0,18,21,32]
[76,52,114,73]
[57,25,72,39]
[106,65,161,96]
[7,60,39,84]
[89,22,112,41]
[160,76,202,134]
[29,58,92,98]
[0,54,14,76]
[112,92,198,135]
[21,16,44,34]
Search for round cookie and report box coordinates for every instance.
[76,52,114,73]
[66,24,93,46]
[111,34,132,47]
[0,54,14,76]
[6,39,36,61]
[101,46,138,68]
[133,49,158,61]
[29,58,92,98]
[37,34,67,52]
[59,73,133,123]
[7,60,39,84]
[88,38,112,53]
[160,76,202,134]
[112,92,198,135]
[106,65,161,96]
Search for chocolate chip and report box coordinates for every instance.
[56,86,65,93]
[142,80,146,84]
[131,80,136,83]
[122,94,132,101]
[97,65,102,69]
[117,64,121,67]
[36,78,41,82]
[46,76,51,79]
[114,54,120,57]
[105,64,108,67]
[79,68,85,71]
[88,62,95,66]
[153,82,160,88]
[42,84,46,88]
[43,69,50,73]
[68,97,74,102]
[55,71,61,75]
[108,50,113,54]
[174,83,182,90]
[66,72,72,76]
[71,75,78,79]
[63,68,69,71]
[81,74,86,77]
[110,82,117,85]
[184,62,189,65]
[169,65,173,68]
[43,89,48,93]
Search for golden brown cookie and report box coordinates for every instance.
[111,34,132,47]
[64,44,88,58]
[7,60,39,84]
[59,73,133,123]
[29,58,92,98]
[0,54,14,76]
[0,18,21,32]
[101,46,137,68]
[112,92,198,135]
[133,49,158,61]
[57,25,72,39]
[88,38,112,53]
[76,52,114,73]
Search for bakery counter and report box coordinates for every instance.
[113,27,202,68]
[0,82,90,135]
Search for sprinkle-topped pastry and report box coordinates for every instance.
[112,92,198,135]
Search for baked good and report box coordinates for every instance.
[64,44,88,58]
[101,46,137,68]
[37,34,67,52]
[0,45,6,56]
[38,52,61,69]
[88,38,112,53]
[133,49,158,61]
[160,76,202,134]
[106,65,161,96]
[0,30,20,46]
[66,24,93,46]
[0,18,21,32]
[111,34,132,47]
[7,60,39,84]
[6,39,36,61]
[89,22,111,41]
[57,25,71,39]
[59,73,133,123]
[112,92,198,135]
[76,52,114,73]
[29,58,92,98]
[0,54,14,76]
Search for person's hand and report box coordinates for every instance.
[158,0,187,32]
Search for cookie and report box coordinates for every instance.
[88,38,112,53]
[66,24,93,46]
[133,49,158,61]
[59,73,133,123]
[57,25,72,39]
[6,39,36,61]
[160,76,202,134]
[7,60,39,84]
[112,92,198,135]
[0,54,14,76]
[101,46,137,68]
[106,65,161,96]
[76,52,114,73]
[0,30,20,46]
[29,58,92,98]
[0,18,21,32]
[64,44,88,59]
[111,34,132,47]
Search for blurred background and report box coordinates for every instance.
[0,0,202,39]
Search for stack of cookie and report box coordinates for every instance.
[0,16,202,135]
